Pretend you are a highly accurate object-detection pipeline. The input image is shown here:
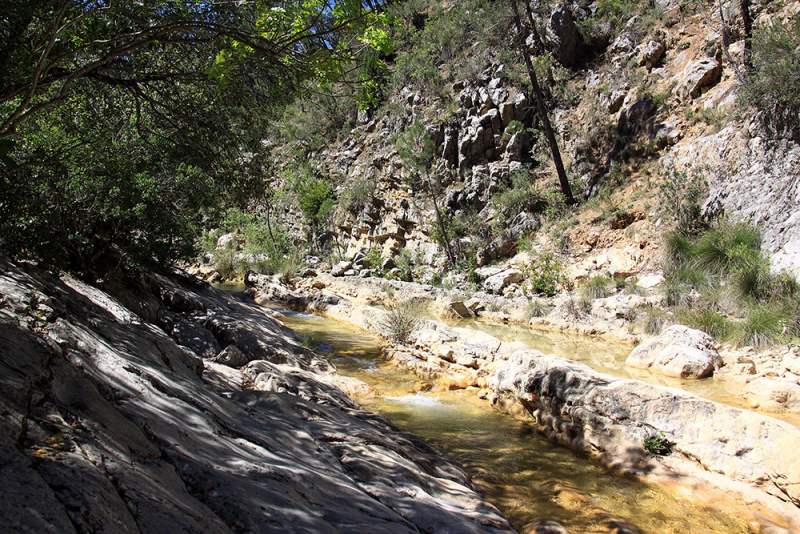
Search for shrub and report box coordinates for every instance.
[738,16,800,141]
[661,265,707,308]
[733,304,789,349]
[362,247,383,270]
[580,274,613,299]
[643,432,673,456]
[677,308,733,341]
[564,296,592,319]
[341,176,375,213]
[639,304,672,335]
[520,252,564,297]
[213,243,241,281]
[524,298,552,321]
[380,298,428,344]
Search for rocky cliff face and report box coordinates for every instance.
[271,0,800,283]
[0,256,514,533]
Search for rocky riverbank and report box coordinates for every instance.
[246,270,800,531]
[0,255,515,534]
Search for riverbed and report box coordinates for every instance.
[281,311,752,534]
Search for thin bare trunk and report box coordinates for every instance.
[425,171,456,266]
[740,0,752,69]
[509,0,574,204]
[719,0,746,84]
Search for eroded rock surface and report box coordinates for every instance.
[0,256,515,534]
[626,325,722,378]
[494,350,800,526]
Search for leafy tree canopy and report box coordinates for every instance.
[0,0,388,278]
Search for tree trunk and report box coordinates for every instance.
[719,0,746,84]
[265,202,277,254]
[510,0,575,205]
[740,0,752,69]
[425,170,456,266]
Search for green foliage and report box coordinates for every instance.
[390,0,508,97]
[493,168,549,219]
[739,16,800,141]
[661,221,800,347]
[296,176,336,225]
[658,170,708,236]
[580,274,613,300]
[0,0,383,276]
[524,298,552,321]
[734,303,796,349]
[643,432,673,456]
[380,298,428,344]
[363,248,383,270]
[564,296,592,319]
[638,305,672,335]
[340,176,376,213]
[519,252,564,297]
[677,308,733,341]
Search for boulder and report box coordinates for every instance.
[638,40,665,68]
[483,269,524,294]
[0,257,517,534]
[494,350,800,516]
[449,301,474,318]
[618,99,655,134]
[742,378,800,413]
[216,232,238,249]
[654,123,681,148]
[676,58,721,100]
[211,344,249,368]
[546,4,581,67]
[476,213,539,266]
[331,260,353,276]
[626,325,722,378]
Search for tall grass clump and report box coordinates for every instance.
[638,304,672,335]
[660,220,800,347]
[380,298,428,344]
[676,308,733,340]
[580,274,613,299]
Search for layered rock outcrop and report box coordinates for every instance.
[494,350,800,527]
[0,257,514,534]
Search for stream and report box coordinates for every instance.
[280,310,752,534]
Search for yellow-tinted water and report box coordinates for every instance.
[454,319,800,428]
[281,312,751,534]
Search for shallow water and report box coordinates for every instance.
[453,319,800,428]
[282,312,751,534]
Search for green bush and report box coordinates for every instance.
[564,296,592,319]
[493,168,549,219]
[739,16,800,141]
[341,176,376,213]
[733,304,787,349]
[643,432,673,456]
[363,247,383,270]
[639,304,672,335]
[520,252,564,297]
[213,243,241,281]
[660,220,800,347]
[524,298,552,321]
[677,308,733,341]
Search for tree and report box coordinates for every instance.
[509,0,575,204]
[0,0,387,276]
[396,121,456,266]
